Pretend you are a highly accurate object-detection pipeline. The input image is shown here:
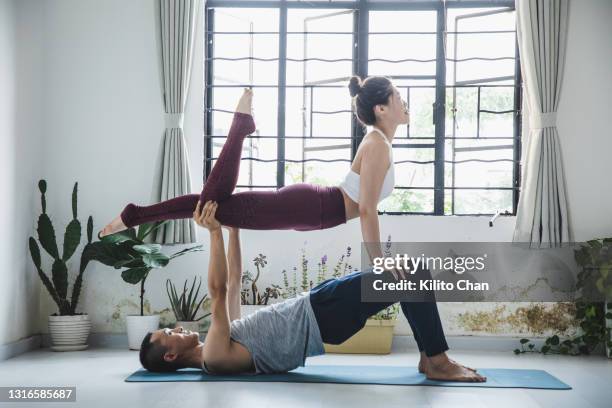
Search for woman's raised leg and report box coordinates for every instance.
[99,89,255,237]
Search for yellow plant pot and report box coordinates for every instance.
[323,318,396,354]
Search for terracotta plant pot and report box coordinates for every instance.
[323,318,397,354]
[126,315,160,350]
[48,314,92,352]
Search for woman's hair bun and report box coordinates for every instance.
[348,76,362,97]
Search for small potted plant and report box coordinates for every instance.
[87,222,203,349]
[240,254,282,316]
[28,180,95,351]
[166,277,211,334]
[323,304,400,354]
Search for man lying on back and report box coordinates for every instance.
[139,200,485,382]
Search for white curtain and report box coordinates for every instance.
[513,0,571,247]
[151,0,200,244]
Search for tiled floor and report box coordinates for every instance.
[0,346,611,408]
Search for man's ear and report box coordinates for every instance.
[163,351,178,362]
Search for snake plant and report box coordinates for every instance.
[166,277,211,322]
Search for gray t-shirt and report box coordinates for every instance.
[201,294,324,375]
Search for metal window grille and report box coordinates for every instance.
[204,0,522,216]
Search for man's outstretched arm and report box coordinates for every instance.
[226,227,242,321]
[196,201,247,374]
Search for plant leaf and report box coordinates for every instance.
[72,182,78,219]
[87,216,93,244]
[86,241,134,268]
[29,237,42,269]
[62,219,81,261]
[52,259,68,299]
[133,244,162,254]
[100,228,138,244]
[121,267,150,284]
[142,252,170,268]
[169,245,204,259]
[137,221,169,241]
[37,213,59,258]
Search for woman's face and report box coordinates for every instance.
[388,86,410,125]
[376,85,409,125]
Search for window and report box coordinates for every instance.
[204,0,521,215]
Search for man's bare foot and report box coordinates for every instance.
[423,353,486,382]
[236,88,253,115]
[418,352,477,373]
[98,215,127,238]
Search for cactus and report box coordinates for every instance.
[28,180,95,315]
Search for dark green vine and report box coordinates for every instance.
[515,239,612,356]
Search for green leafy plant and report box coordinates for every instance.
[87,221,203,316]
[28,180,95,316]
[316,255,328,285]
[282,246,353,299]
[241,254,282,305]
[166,277,211,322]
[515,238,612,355]
[300,248,310,292]
[371,303,400,321]
[332,246,353,279]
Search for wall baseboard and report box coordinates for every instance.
[392,335,545,353]
[0,335,41,362]
[1,333,545,362]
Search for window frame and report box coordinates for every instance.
[204,0,522,216]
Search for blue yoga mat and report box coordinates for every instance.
[125,365,571,389]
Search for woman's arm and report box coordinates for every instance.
[358,136,390,265]
[226,227,242,321]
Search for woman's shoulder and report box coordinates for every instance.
[360,131,392,159]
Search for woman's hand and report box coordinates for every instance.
[194,200,221,231]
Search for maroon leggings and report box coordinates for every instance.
[120,112,347,231]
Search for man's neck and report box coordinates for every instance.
[182,342,205,369]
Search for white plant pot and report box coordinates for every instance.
[126,315,160,350]
[48,314,92,352]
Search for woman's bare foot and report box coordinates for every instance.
[422,353,486,382]
[98,215,127,238]
[236,88,253,115]
[418,352,477,373]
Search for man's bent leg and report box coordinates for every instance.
[309,271,395,345]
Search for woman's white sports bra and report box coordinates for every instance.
[339,128,395,204]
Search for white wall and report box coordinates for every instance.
[19,0,612,337]
[0,0,44,346]
[557,0,612,241]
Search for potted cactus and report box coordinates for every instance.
[87,222,203,349]
[28,180,95,351]
[166,277,211,334]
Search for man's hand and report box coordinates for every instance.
[194,200,221,231]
